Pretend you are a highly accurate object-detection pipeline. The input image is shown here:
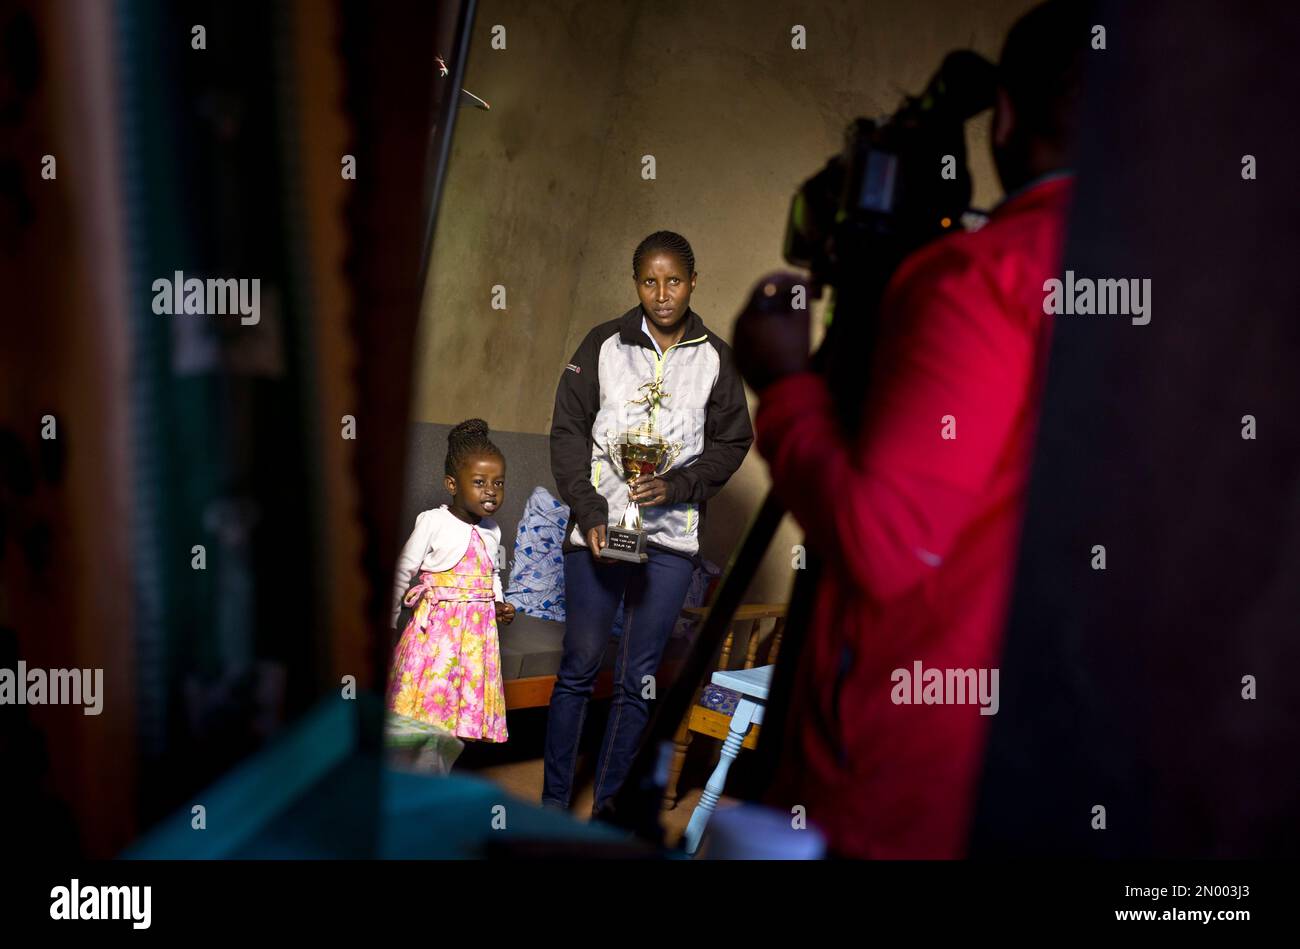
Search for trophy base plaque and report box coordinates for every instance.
[599,423,682,566]
[601,526,648,563]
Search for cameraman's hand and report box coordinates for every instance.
[733,272,812,393]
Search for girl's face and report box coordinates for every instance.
[445,452,505,521]
[636,252,697,333]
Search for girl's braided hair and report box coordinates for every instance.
[632,230,695,278]
[445,418,503,479]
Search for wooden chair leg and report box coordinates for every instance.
[662,713,694,810]
[743,619,762,669]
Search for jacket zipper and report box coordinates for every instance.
[648,335,707,534]
[649,334,707,432]
[829,642,855,767]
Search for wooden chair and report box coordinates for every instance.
[661,603,787,811]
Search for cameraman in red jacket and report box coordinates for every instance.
[732,1,1089,858]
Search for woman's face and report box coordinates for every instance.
[636,252,697,333]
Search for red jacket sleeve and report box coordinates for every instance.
[755,243,1035,602]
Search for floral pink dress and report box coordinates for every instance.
[386,527,508,743]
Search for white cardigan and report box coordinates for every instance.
[390,505,504,627]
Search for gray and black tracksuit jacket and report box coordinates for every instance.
[550,306,754,561]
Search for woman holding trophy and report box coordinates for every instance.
[543,231,754,815]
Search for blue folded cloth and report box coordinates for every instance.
[504,487,570,621]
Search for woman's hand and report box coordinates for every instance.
[495,601,516,625]
[586,524,610,562]
[629,474,671,506]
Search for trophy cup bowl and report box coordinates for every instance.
[602,427,682,563]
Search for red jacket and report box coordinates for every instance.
[757,176,1073,858]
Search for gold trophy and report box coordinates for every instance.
[601,424,682,563]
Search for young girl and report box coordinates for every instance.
[388,418,515,743]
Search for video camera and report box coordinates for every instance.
[784,50,999,295]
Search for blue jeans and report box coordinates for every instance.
[542,547,694,812]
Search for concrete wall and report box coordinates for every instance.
[414,0,1036,602]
